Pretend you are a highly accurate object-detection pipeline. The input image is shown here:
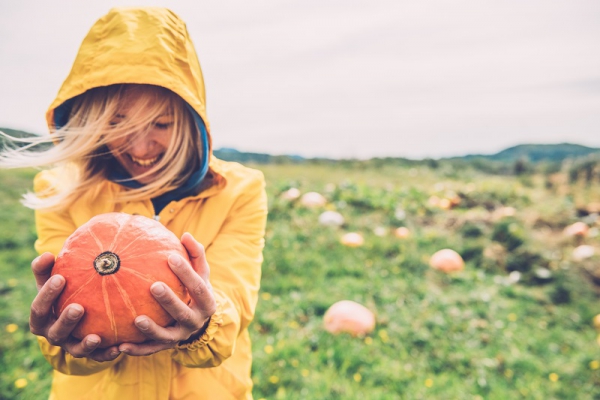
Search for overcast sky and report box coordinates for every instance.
[1,1,599,159]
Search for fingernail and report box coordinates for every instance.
[169,254,182,266]
[68,306,82,319]
[50,276,63,289]
[87,337,100,346]
[111,350,120,357]
[119,347,130,354]
[151,283,165,295]
[136,318,149,330]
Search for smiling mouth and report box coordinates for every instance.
[128,154,162,167]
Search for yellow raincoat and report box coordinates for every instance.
[34,7,267,399]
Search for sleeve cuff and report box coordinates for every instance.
[175,301,224,351]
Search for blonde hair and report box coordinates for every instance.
[0,84,201,211]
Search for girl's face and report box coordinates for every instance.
[106,89,174,184]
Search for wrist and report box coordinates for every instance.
[179,316,212,346]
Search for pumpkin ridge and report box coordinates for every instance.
[86,225,107,253]
[117,250,159,263]
[59,272,98,313]
[119,268,156,285]
[102,278,118,344]
[110,275,138,319]
[111,233,146,258]
[108,214,136,253]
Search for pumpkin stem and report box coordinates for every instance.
[94,252,120,275]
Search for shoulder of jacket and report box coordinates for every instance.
[33,166,75,194]
[211,157,265,190]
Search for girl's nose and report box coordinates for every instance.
[128,136,156,157]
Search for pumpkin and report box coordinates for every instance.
[52,212,191,347]
[564,222,588,237]
[394,227,410,239]
[281,187,301,201]
[323,300,375,336]
[299,192,326,208]
[340,232,364,247]
[572,245,595,261]
[318,211,345,227]
[429,249,464,273]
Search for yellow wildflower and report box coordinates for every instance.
[6,324,18,333]
[14,379,27,389]
[260,292,271,301]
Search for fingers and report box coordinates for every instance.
[63,336,121,362]
[180,232,210,281]
[32,252,56,291]
[45,304,84,346]
[119,340,171,357]
[29,275,65,335]
[88,346,122,363]
[167,255,215,315]
[150,282,206,331]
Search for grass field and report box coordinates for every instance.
[1,162,600,399]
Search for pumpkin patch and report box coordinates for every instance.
[52,212,190,347]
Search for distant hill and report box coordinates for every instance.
[215,143,600,164]
[460,143,600,163]
[213,148,307,164]
[2,127,599,164]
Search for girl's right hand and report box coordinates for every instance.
[29,253,121,362]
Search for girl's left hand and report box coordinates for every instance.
[118,232,217,356]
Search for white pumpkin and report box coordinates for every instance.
[323,300,376,336]
[281,188,301,201]
[573,245,595,261]
[300,192,327,208]
[318,211,345,227]
[373,226,388,237]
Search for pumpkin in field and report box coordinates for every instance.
[429,249,464,273]
[394,227,410,239]
[564,222,588,237]
[323,300,376,336]
[52,212,191,347]
[340,232,364,247]
[300,191,327,208]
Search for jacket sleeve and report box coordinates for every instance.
[170,170,268,367]
[33,171,124,375]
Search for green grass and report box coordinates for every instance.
[1,164,600,399]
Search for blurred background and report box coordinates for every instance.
[1,0,599,159]
[2,2,600,399]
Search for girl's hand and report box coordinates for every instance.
[118,232,217,356]
[29,253,121,362]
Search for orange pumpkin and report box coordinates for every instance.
[324,300,376,336]
[429,249,465,273]
[52,212,190,347]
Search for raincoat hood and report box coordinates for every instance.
[46,7,214,192]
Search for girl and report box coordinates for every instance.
[1,7,267,400]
